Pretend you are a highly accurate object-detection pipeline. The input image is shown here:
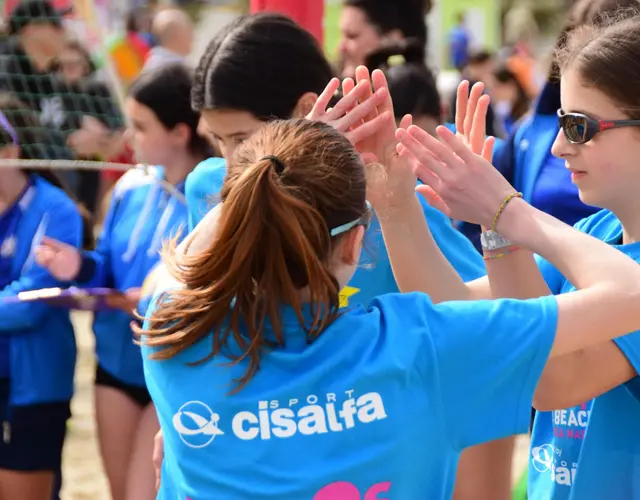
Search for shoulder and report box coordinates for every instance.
[186,157,227,202]
[112,166,159,200]
[367,292,435,329]
[186,158,227,190]
[573,209,620,239]
[32,176,79,216]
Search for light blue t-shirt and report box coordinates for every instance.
[143,292,557,499]
[529,209,640,500]
[185,159,486,308]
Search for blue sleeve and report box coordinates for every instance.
[0,202,83,331]
[423,294,558,450]
[76,191,121,288]
[533,215,596,295]
[419,195,486,282]
[186,159,226,231]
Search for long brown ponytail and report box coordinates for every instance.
[139,119,368,392]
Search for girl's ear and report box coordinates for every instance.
[292,92,319,118]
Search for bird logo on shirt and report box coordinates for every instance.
[173,401,224,449]
[339,286,360,308]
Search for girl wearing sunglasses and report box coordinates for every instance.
[454,0,640,496]
[396,10,640,500]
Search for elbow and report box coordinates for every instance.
[532,390,562,412]
[533,381,582,412]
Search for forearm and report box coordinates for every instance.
[485,247,551,299]
[501,198,640,293]
[377,196,473,302]
[534,342,636,410]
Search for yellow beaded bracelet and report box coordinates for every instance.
[491,192,523,232]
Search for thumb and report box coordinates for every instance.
[481,136,495,162]
[34,246,56,267]
[416,185,451,216]
[398,114,413,130]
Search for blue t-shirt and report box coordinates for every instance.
[144,292,557,499]
[529,209,640,500]
[185,160,486,308]
[530,153,598,228]
[449,26,470,69]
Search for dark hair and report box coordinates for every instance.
[549,0,640,80]
[466,49,493,66]
[493,64,530,121]
[366,39,441,121]
[50,39,96,76]
[126,6,153,33]
[130,63,210,158]
[343,0,428,45]
[139,119,367,391]
[192,13,334,121]
[0,92,94,248]
[556,10,640,120]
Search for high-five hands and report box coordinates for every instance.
[400,81,496,214]
[395,81,515,227]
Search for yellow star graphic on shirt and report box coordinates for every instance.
[339,286,360,308]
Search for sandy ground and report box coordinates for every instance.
[60,311,530,500]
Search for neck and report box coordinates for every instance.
[20,37,52,72]
[614,201,640,244]
[0,171,29,213]
[164,153,202,185]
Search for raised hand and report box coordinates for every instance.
[455,80,494,160]
[34,236,82,281]
[396,125,512,227]
[306,76,390,147]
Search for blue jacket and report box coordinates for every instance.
[0,176,82,406]
[78,167,189,387]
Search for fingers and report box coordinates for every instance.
[481,136,496,162]
[469,93,490,155]
[371,69,394,118]
[309,77,340,119]
[455,80,470,135]
[326,80,369,121]
[395,131,443,188]
[346,110,392,145]
[398,114,412,130]
[435,125,482,166]
[463,82,484,142]
[355,65,378,124]
[341,78,359,132]
[336,86,388,132]
[415,184,452,216]
[40,236,68,250]
[34,246,56,267]
[397,126,458,180]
